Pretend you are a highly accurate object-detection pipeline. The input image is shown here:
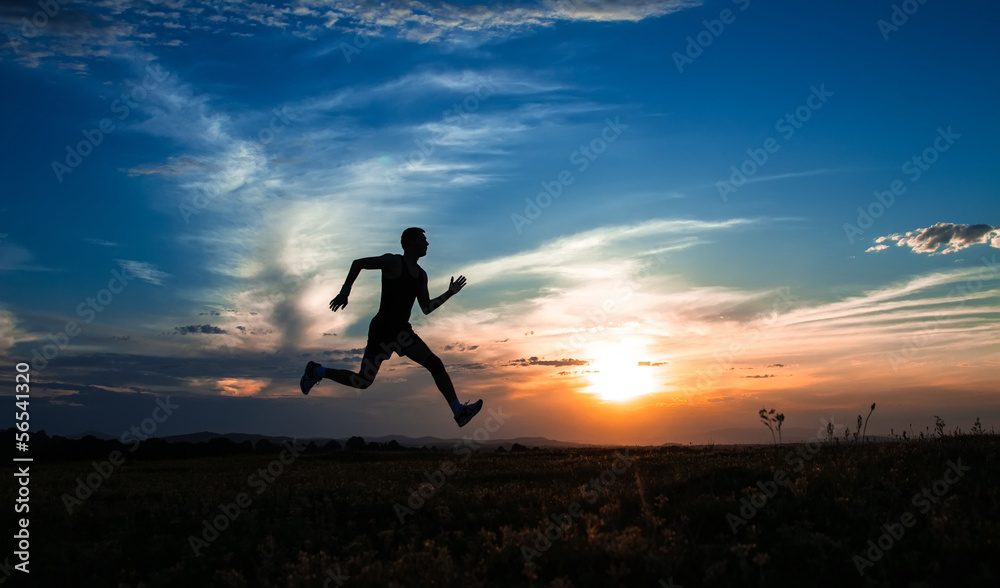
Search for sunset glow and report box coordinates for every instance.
[583,340,661,403]
[1,0,997,445]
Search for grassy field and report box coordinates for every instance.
[10,436,1000,587]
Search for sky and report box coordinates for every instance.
[1,0,998,445]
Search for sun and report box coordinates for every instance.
[584,341,660,402]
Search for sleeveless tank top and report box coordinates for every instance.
[374,255,421,326]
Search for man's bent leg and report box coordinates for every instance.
[325,352,385,389]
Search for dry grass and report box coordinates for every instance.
[15,436,1000,587]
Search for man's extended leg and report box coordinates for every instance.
[420,355,458,404]
[405,337,456,402]
[405,336,482,426]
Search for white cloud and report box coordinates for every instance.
[466,217,754,284]
[116,260,171,285]
[1,0,701,70]
[869,223,1000,255]
[310,0,701,43]
[84,238,120,247]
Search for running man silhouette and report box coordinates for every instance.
[300,227,484,427]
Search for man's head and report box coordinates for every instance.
[401,227,428,257]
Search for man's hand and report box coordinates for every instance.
[448,275,467,295]
[329,293,349,312]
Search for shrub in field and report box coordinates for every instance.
[934,416,946,438]
[862,403,876,443]
[758,408,784,444]
[345,436,367,450]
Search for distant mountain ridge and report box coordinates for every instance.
[65,428,892,447]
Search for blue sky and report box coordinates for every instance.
[1,0,998,444]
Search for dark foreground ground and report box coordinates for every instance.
[5,436,999,587]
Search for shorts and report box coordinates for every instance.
[364,318,423,360]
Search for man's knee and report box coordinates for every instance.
[422,353,446,376]
[350,373,374,389]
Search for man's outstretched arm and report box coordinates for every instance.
[329,254,394,312]
[418,273,466,315]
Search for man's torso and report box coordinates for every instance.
[373,254,424,326]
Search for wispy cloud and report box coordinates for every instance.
[116,259,170,285]
[0,306,19,352]
[0,242,38,271]
[743,168,843,185]
[687,168,847,192]
[101,59,648,358]
[84,238,120,247]
[126,156,212,177]
[467,217,756,284]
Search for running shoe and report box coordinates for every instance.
[454,399,484,427]
[300,361,322,395]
